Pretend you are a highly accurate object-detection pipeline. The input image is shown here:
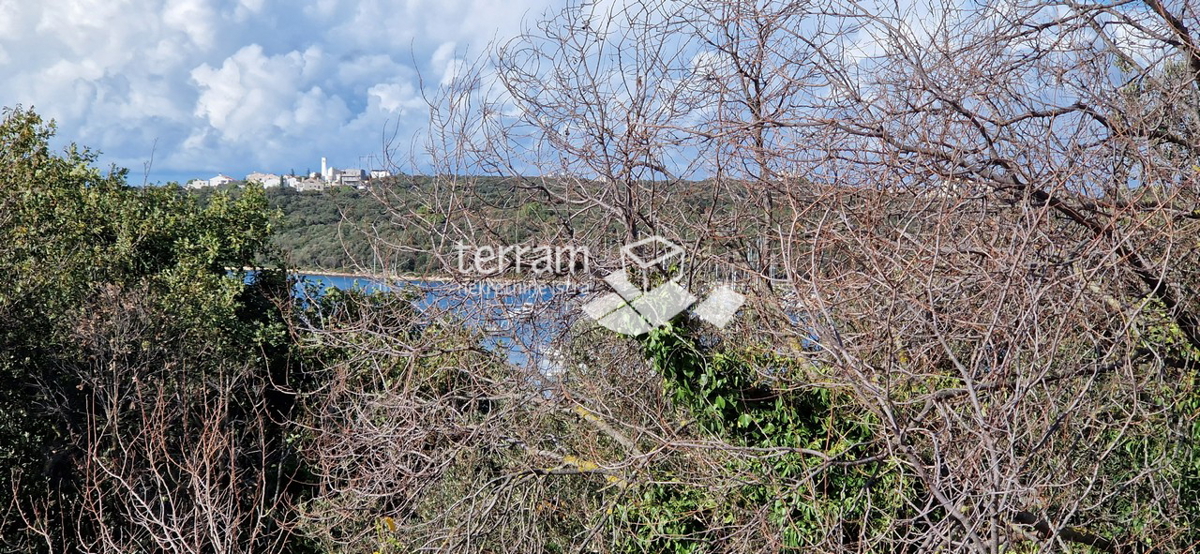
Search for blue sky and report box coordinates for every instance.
[3,0,1166,187]
[0,0,561,184]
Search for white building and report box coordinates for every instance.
[337,168,365,188]
[295,177,329,192]
[208,174,236,188]
[245,172,281,188]
[320,157,344,183]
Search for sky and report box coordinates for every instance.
[0,0,561,185]
[2,0,1164,187]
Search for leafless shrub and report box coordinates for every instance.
[58,285,294,554]
[303,0,1200,552]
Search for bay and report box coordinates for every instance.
[292,272,581,372]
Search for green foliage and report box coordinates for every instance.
[609,323,921,552]
[0,106,311,553]
[1075,296,1200,551]
[185,177,743,276]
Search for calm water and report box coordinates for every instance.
[292,272,582,371]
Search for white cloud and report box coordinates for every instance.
[192,45,320,136]
[163,0,220,50]
[431,42,468,86]
[368,82,423,114]
[0,0,560,182]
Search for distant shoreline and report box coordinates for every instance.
[292,268,451,282]
[238,267,588,288]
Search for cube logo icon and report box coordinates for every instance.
[582,236,745,335]
[622,236,685,269]
[621,235,686,291]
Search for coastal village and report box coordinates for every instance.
[185,157,392,192]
